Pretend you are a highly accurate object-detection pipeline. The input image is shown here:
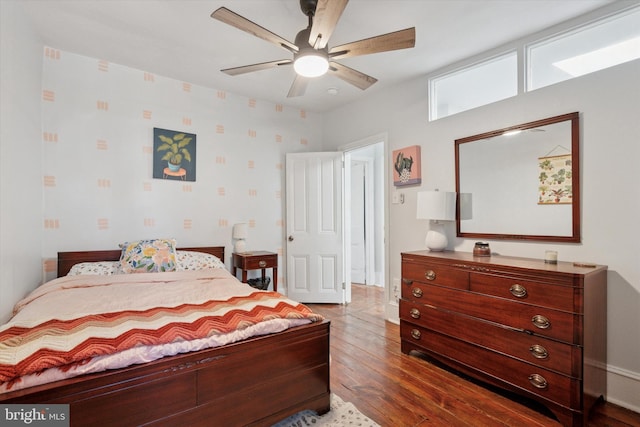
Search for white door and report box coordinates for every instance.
[285,152,345,303]
[350,160,366,284]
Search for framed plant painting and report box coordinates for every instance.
[538,154,572,204]
[153,128,196,182]
[393,145,421,186]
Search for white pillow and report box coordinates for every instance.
[176,251,226,271]
[68,261,122,276]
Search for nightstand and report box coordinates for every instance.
[232,251,278,292]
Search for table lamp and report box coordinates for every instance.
[416,190,456,251]
[232,223,248,253]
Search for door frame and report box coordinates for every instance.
[349,156,375,286]
[340,133,389,315]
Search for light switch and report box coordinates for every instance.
[392,193,404,204]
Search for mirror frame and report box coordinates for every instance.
[455,112,580,243]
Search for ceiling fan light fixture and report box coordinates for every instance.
[213,2,416,97]
[294,50,329,77]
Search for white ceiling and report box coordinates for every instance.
[20,0,614,113]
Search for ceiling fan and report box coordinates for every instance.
[211,0,416,97]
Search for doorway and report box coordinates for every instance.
[350,160,367,284]
[345,141,385,290]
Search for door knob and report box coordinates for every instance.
[288,235,294,241]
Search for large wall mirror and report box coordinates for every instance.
[455,112,580,242]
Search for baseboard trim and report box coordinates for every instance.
[605,363,640,413]
[386,300,399,325]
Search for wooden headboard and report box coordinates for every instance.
[57,246,226,277]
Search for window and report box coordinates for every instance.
[429,52,517,121]
[428,5,639,121]
[527,7,640,90]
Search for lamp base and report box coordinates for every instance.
[234,239,246,253]
[425,223,448,252]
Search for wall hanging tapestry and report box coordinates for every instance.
[538,153,572,204]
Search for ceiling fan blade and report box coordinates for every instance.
[328,62,377,90]
[329,27,415,60]
[308,0,348,49]
[211,7,298,53]
[287,75,309,98]
[222,60,292,76]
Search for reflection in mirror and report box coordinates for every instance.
[455,112,580,242]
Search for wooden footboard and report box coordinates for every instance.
[1,320,330,426]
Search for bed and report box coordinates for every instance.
[0,244,331,426]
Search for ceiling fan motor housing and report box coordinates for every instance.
[295,27,313,49]
[294,27,328,61]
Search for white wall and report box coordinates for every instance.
[323,59,640,411]
[36,49,324,285]
[0,1,45,323]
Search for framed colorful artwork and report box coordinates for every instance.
[392,145,421,186]
[153,128,196,182]
[538,154,572,204]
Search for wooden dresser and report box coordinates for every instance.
[400,251,607,426]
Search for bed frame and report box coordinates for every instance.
[1,246,331,426]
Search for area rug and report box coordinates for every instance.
[272,394,380,427]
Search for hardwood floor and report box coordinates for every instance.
[306,284,640,427]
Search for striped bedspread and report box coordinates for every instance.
[0,268,323,393]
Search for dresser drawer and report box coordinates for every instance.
[402,261,469,290]
[400,300,580,377]
[406,283,579,343]
[242,254,277,269]
[470,273,579,312]
[401,323,581,409]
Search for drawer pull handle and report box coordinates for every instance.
[531,315,551,329]
[528,373,548,389]
[412,288,423,298]
[411,329,421,340]
[529,344,549,359]
[509,284,527,298]
[258,260,267,268]
[425,270,436,281]
[409,308,421,319]
[402,278,414,285]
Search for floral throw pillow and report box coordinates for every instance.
[119,238,177,273]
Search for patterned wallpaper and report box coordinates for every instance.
[40,47,324,285]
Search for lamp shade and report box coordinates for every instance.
[416,191,456,221]
[232,223,248,239]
